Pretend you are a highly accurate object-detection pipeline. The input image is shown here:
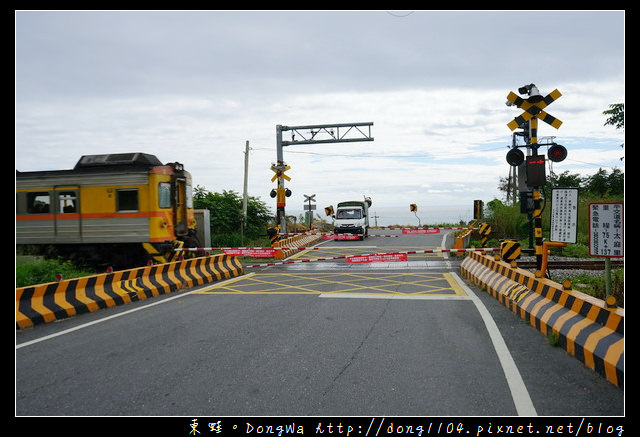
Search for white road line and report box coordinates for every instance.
[450,272,537,416]
[15,274,255,350]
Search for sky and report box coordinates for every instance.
[15,10,625,225]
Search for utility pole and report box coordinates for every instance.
[243,140,250,224]
[272,122,374,235]
[241,140,250,245]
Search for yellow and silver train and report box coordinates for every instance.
[16,152,199,267]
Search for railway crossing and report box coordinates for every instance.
[196,271,468,298]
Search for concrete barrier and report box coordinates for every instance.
[272,233,322,259]
[460,251,623,387]
[16,254,244,330]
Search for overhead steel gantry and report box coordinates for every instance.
[273,122,374,233]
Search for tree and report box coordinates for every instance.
[603,103,624,130]
[607,168,624,196]
[603,103,624,161]
[193,186,273,245]
[547,170,582,189]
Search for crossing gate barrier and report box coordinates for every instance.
[460,250,623,387]
[452,220,477,251]
[16,254,243,330]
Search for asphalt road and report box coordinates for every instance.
[15,229,624,418]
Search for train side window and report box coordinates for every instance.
[158,182,171,208]
[116,189,138,212]
[58,191,77,213]
[26,192,51,214]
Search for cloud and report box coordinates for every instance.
[15,10,624,219]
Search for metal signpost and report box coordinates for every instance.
[589,203,624,257]
[550,188,578,244]
[589,203,624,299]
[273,122,373,234]
[304,194,316,229]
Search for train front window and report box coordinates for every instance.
[186,184,193,209]
[116,189,138,212]
[26,192,50,214]
[158,182,171,208]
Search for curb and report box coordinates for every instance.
[16,254,244,330]
[460,251,623,387]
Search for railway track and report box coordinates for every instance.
[516,259,624,270]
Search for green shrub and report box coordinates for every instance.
[16,258,95,287]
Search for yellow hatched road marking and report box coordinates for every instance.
[288,245,447,261]
[194,272,467,297]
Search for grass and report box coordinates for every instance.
[16,257,96,287]
[558,268,624,307]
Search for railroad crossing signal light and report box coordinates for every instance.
[410,204,418,212]
[547,143,567,162]
[526,155,546,187]
[506,148,525,166]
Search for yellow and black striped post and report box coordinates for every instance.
[506,86,563,271]
[267,226,280,245]
[500,239,521,263]
[479,222,492,247]
[532,188,544,270]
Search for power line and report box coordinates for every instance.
[251,146,507,159]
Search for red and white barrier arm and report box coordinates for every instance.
[174,247,320,252]
[273,232,398,238]
[243,247,500,268]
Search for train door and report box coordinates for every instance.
[53,187,81,242]
[174,178,188,237]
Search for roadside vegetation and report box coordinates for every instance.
[479,168,624,305]
[477,102,624,304]
[16,257,94,287]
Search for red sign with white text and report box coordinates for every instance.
[222,248,278,257]
[323,234,360,240]
[401,228,441,234]
[346,253,408,264]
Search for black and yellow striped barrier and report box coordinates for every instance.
[16,254,244,330]
[460,250,623,387]
[479,222,492,247]
[500,239,521,262]
[272,232,322,259]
